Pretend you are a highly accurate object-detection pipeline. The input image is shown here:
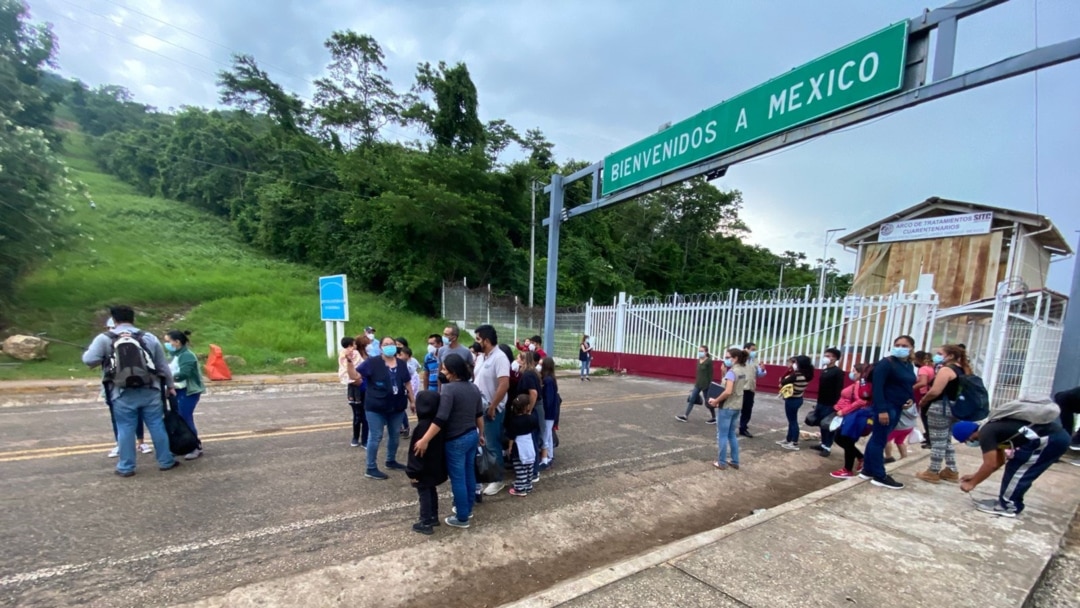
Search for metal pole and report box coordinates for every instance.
[778,263,784,290]
[1052,233,1080,395]
[542,174,565,351]
[529,180,537,309]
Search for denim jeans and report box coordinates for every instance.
[716,408,740,465]
[684,387,715,418]
[112,388,176,473]
[484,407,506,480]
[445,429,479,522]
[580,359,591,377]
[109,404,145,442]
[784,397,804,443]
[863,409,899,480]
[365,410,405,471]
[176,388,201,446]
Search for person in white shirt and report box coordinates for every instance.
[472,324,511,495]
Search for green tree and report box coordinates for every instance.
[407,61,485,151]
[313,31,402,146]
[217,54,305,132]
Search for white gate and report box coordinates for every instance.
[586,275,939,367]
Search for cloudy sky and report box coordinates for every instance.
[29,0,1080,293]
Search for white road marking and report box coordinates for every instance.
[0,444,708,588]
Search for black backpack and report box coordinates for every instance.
[947,369,991,422]
[102,330,160,390]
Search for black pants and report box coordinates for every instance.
[348,385,369,445]
[739,390,755,432]
[416,482,439,524]
[834,434,863,471]
[1060,402,1080,444]
[919,403,931,442]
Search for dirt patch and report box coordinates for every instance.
[1025,508,1080,608]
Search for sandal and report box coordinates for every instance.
[713,461,728,470]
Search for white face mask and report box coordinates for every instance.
[105,317,116,329]
[511,361,521,373]
[791,363,799,371]
[426,344,436,355]
[529,343,537,352]
[820,357,833,368]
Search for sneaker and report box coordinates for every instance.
[365,469,389,480]
[1070,459,1080,467]
[184,449,202,461]
[706,418,717,425]
[1069,443,1080,452]
[774,439,788,446]
[884,457,896,464]
[871,475,904,490]
[114,470,135,478]
[858,472,873,480]
[728,462,740,470]
[509,488,529,497]
[474,493,483,504]
[855,458,864,473]
[532,473,540,483]
[938,468,959,483]
[350,440,361,448]
[538,461,551,472]
[818,447,831,458]
[412,522,434,535]
[385,461,407,471]
[107,445,120,458]
[483,481,505,496]
[138,443,153,454]
[780,442,800,451]
[740,430,754,438]
[974,499,1017,518]
[915,469,941,484]
[444,516,470,529]
[675,415,688,422]
[830,468,856,479]
[159,461,181,472]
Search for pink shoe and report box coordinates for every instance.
[509,488,529,497]
[830,468,856,479]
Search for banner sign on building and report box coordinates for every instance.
[878,212,993,243]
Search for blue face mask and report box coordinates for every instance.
[723,358,733,367]
[748,351,756,359]
[697,350,706,359]
[164,342,176,353]
[891,346,911,359]
[848,371,858,381]
[381,345,397,358]
[932,354,945,365]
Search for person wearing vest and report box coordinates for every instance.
[82,305,179,477]
[709,347,749,470]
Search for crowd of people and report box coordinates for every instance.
[679,335,1078,518]
[338,324,562,533]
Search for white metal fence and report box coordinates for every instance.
[586,276,940,368]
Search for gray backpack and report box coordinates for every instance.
[102,330,160,390]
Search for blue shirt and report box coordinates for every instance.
[424,353,439,391]
[871,356,917,414]
[357,356,412,414]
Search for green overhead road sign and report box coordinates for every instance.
[601,21,908,196]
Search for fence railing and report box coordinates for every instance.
[586,276,939,368]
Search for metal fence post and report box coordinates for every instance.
[614,292,627,354]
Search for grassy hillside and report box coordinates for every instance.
[0,134,442,380]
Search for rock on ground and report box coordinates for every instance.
[1,335,49,361]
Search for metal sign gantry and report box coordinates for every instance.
[541,0,1080,353]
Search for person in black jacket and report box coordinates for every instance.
[813,348,845,458]
[1055,386,1080,452]
[407,391,448,535]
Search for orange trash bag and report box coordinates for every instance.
[205,344,232,381]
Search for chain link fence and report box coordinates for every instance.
[442,281,586,361]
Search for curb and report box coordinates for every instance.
[504,452,934,608]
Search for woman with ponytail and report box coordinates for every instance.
[166,330,205,460]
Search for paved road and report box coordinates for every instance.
[0,377,839,608]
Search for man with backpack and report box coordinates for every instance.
[957,395,1069,518]
[82,305,179,477]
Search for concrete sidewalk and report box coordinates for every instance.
[506,451,1080,608]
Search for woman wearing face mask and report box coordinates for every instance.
[777,355,815,450]
[862,335,918,490]
[830,363,874,478]
[166,330,205,460]
[709,347,749,470]
[677,345,715,424]
[914,344,970,484]
[357,337,416,480]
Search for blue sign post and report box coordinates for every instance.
[319,275,349,358]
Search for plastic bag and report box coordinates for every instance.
[164,394,200,455]
[908,428,925,445]
[475,446,500,483]
[205,344,232,381]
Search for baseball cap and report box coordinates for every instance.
[952,421,980,443]
[365,326,375,332]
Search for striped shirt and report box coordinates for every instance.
[781,372,809,399]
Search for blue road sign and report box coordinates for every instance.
[319,275,349,322]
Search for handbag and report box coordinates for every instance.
[163,394,199,455]
[475,446,500,483]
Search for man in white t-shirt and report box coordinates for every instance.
[473,324,510,495]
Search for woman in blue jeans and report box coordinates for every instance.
[710,347,750,470]
[777,355,814,451]
[357,337,416,480]
[413,354,485,528]
[863,335,917,490]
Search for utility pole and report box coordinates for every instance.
[529,180,538,308]
[819,228,845,300]
[1052,231,1080,397]
[777,262,785,290]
